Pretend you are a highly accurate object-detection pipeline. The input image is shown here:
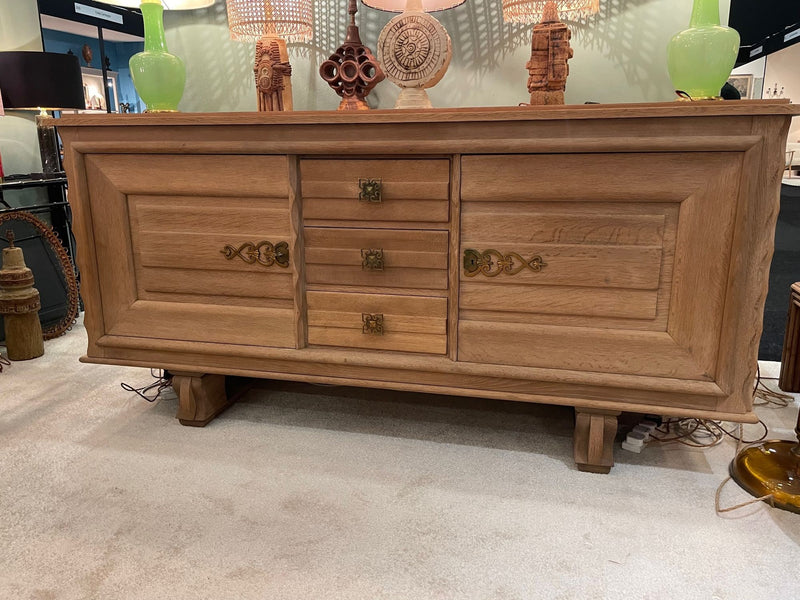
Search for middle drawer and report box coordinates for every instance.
[304,227,449,290]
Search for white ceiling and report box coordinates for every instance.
[40,14,144,43]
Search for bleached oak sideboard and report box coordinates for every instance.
[59,101,799,472]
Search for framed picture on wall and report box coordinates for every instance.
[727,74,754,99]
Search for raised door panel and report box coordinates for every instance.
[83,154,295,348]
[459,153,742,382]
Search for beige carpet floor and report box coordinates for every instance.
[1,316,799,600]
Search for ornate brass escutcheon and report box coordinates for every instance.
[463,248,546,277]
[362,313,384,335]
[361,248,385,271]
[221,240,290,268]
[358,178,382,203]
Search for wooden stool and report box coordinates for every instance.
[779,282,800,392]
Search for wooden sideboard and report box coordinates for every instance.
[58,101,799,472]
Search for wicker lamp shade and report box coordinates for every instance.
[502,0,598,22]
[361,0,465,12]
[96,0,216,8]
[227,0,313,42]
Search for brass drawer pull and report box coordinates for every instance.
[362,313,384,335]
[361,248,385,271]
[463,248,546,277]
[221,240,290,268]
[359,178,382,203]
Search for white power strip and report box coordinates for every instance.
[621,420,658,453]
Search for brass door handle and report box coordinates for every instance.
[221,240,290,268]
[361,248,384,271]
[362,313,384,335]
[359,178,382,203]
[463,248,546,277]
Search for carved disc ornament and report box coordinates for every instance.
[378,11,451,89]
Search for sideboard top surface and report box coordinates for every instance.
[56,100,800,128]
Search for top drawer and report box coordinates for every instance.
[301,159,450,223]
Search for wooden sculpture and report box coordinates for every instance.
[320,0,385,111]
[0,231,44,361]
[254,36,293,112]
[526,1,574,105]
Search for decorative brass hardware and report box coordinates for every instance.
[221,240,290,268]
[358,178,382,203]
[463,248,547,277]
[362,313,384,335]
[361,248,385,271]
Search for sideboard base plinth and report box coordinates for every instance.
[574,409,620,474]
[172,372,232,427]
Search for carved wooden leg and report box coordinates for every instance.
[171,372,232,427]
[574,409,620,474]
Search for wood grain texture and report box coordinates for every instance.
[84,154,289,197]
[57,103,798,466]
[574,409,619,474]
[307,291,447,354]
[288,156,307,349]
[57,100,800,128]
[448,155,461,360]
[714,116,794,411]
[171,372,232,426]
[304,227,449,289]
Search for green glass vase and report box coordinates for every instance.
[129,1,186,112]
[666,0,740,100]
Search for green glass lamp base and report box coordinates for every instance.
[729,440,800,514]
[130,2,186,114]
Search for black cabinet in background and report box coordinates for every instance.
[760,182,800,361]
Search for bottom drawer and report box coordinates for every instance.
[307,291,447,354]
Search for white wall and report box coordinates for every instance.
[764,43,800,143]
[164,0,732,112]
[731,56,766,99]
[0,0,44,175]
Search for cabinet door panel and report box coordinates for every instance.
[459,153,742,382]
[84,154,295,348]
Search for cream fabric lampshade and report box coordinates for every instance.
[96,0,217,8]
[226,0,313,42]
[502,0,599,22]
[361,0,465,12]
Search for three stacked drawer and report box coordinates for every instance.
[301,159,451,354]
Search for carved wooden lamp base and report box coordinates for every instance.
[254,34,293,112]
[529,90,566,105]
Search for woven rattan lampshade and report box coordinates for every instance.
[227,0,313,42]
[502,0,598,22]
[97,0,216,8]
[361,0,465,12]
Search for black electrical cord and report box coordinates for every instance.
[120,369,172,402]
